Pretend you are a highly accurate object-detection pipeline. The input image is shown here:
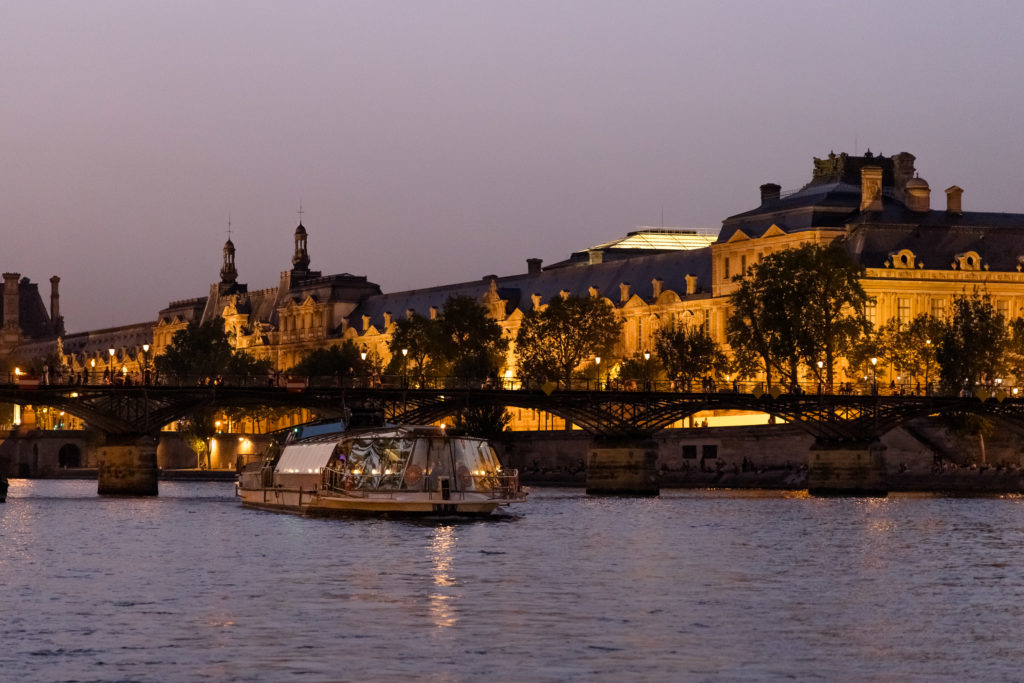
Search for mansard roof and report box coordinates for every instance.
[349,247,713,331]
[845,211,1024,271]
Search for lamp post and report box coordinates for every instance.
[870,357,878,395]
[90,358,95,385]
[401,348,408,388]
[108,348,115,385]
[141,343,150,385]
[924,339,932,395]
[594,356,601,390]
[817,360,824,395]
[643,350,651,391]
[360,350,368,388]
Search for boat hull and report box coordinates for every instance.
[238,486,511,516]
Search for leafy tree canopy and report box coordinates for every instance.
[516,294,622,386]
[936,291,1007,392]
[154,321,270,383]
[654,324,727,388]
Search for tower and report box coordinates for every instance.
[221,237,238,285]
[292,222,310,274]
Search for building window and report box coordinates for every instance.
[740,254,747,274]
[865,302,876,327]
[997,299,1009,319]
[897,298,911,324]
[703,309,710,332]
[930,298,945,319]
[702,444,718,459]
[723,257,730,280]
[682,445,698,459]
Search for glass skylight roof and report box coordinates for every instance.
[588,228,717,252]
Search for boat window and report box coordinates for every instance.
[340,435,416,490]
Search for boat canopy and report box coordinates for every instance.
[275,442,337,474]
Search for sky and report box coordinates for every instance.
[4,0,1024,332]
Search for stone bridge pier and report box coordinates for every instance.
[96,435,158,496]
[585,437,659,496]
[807,439,888,497]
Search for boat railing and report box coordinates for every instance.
[321,465,524,500]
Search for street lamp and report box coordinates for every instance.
[108,348,115,385]
[870,357,878,395]
[817,360,824,394]
[90,358,95,384]
[141,344,150,384]
[643,350,651,391]
[401,348,408,388]
[594,356,601,390]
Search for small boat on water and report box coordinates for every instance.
[237,424,526,516]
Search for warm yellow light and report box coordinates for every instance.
[70,392,78,398]
[372,469,380,475]
[142,343,149,353]
[401,348,408,357]
[91,359,95,368]
[595,356,601,365]
[109,348,115,357]
[643,351,650,361]
[353,469,361,475]
[870,357,878,366]
[384,469,392,475]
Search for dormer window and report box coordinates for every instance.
[954,251,982,271]
[888,249,916,269]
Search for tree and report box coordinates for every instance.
[936,291,1008,392]
[291,340,367,385]
[154,320,271,384]
[436,296,508,380]
[515,294,623,386]
[794,244,870,386]
[154,320,272,467]
[654,323,726,390]
[388,313,442,383]
[727,243,869,388]
[1004,317,1024,385]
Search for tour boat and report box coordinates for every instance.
[237,424,526,516]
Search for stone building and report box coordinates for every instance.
[10,150,1024,398]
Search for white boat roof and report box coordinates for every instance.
[275,442,337,474]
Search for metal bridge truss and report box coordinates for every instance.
[2,385,1024,441]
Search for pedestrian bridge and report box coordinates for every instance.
[0,383,1021,442]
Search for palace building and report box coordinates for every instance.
[7,150,1024,398]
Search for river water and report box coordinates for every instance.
[2,480,1024,682]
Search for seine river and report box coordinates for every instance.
[3,481,1024,682]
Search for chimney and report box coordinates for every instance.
[760,183,781,204]
[383,312,392,328]
[405,308,415,319]
[526,258,542,275]
[619,282,631,303]
[892,152,916,202]
[652,277,663,299]
[531,294,542,309]
[685,274,698,296]
[362,315,371,331]
[860,166,884,212]
[946,186,963,215]
[50,276,61,330]
[905,176,931,213]
[588,250,603,265]
[429,306,439,320]
[3,273,20,330]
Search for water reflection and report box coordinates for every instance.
[430,524,457,629]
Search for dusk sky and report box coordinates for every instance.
[4,1,1024,332]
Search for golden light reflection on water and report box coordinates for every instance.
[430,525,457,629]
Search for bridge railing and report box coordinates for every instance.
[1,371,1013,399]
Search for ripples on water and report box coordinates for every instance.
[2,481,1024,681]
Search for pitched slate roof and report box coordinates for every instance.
[349,247,713,330]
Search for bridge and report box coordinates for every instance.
[3,382,1021,496]
[1,383,1022,440]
